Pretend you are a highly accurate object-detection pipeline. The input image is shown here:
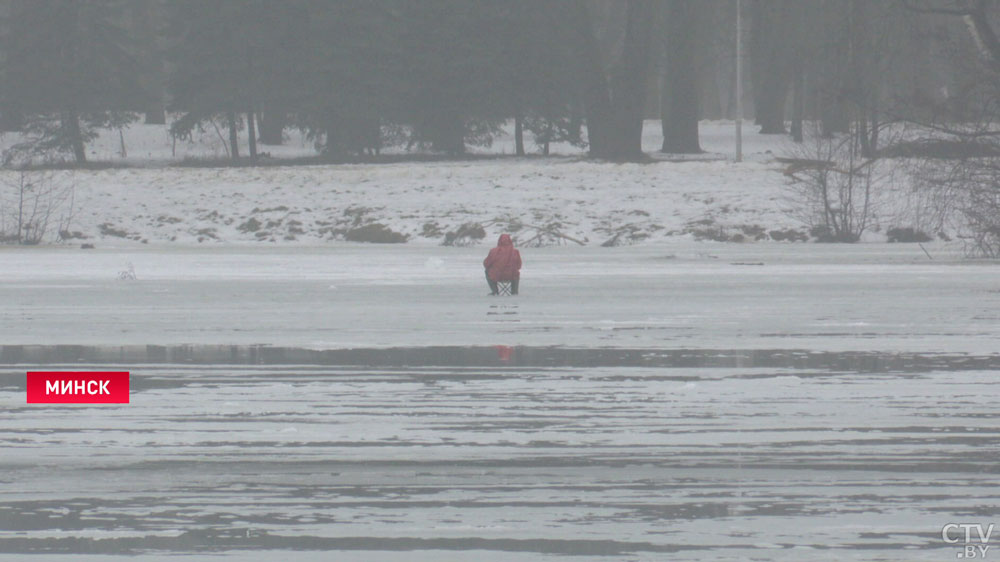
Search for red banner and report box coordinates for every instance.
[26,372,130,404]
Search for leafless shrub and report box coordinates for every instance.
[0,171,77,245]
[912,151,1000,256]
[783,127,893,242]
[890,1,1000,256]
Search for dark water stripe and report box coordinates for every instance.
[1,344,998,371]
[0,533,926,555]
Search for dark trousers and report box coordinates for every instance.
[486,270,518,295]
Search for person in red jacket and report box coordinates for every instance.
[483,233,521,295]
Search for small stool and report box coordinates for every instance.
[496,281,513,296]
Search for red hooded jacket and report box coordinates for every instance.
[483,234,521,281]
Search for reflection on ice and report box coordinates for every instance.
[494,345,514,362]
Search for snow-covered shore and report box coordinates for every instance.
[44,156,797,246]
[0,120,937,247]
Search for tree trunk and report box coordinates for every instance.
[757,79,788,134]
[605,0,655,159]
[750,0,789,134]
[574,0,655,161]
[789,1,808,143]
[427,112,465,154]
[820,95,848,136]
[660,0,701,154]
[819,44,849,138]
[324,112,349,159]
[791,66,804,142]
[62,110,86,163]
[574,4,614,159]
[16,174,24,244]
[868,105,878,155]
[227,111,240,160]
[749,0,764,127]
[246,110,258,163]
[257,111,285,145]
[819,2,849,137]
[129,0,167,126]
[514,114,524,156]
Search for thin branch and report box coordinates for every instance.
[520,223,587,246]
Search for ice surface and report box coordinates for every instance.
[1,243,998,560]
[1,360,994,560]
[0,242,996,353]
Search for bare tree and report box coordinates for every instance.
[899,0,1000,255]
[784,126,888,242]
[0,171,76,245]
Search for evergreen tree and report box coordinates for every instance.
[168,0,309,162]
[395,0,509,154]
[125,0,169,125]
[508,0,587,155]
[1,0,144,163]
[300,0,402,157]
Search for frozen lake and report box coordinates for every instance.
[2,242,999,352]
[2,243,998,560]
